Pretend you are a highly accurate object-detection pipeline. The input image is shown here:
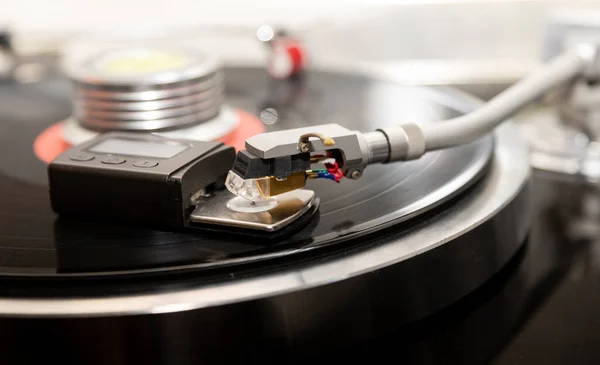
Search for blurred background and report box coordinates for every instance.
[4,0,600,95]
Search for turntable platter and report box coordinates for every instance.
[0,56,531,361]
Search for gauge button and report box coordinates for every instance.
[133,160,159,168]
[101,156,126,164]
[69,153,95,162]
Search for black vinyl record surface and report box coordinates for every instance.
[0,67,493,279]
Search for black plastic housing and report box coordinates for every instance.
[48,132,235,228]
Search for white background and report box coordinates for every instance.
[5,0,600,83]
[0,0,596,34]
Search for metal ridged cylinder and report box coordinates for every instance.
[363,131,390,164]
[66,46,224,132]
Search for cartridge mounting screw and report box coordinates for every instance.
[299,142,310,152]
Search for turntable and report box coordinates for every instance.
[0,21,594,364]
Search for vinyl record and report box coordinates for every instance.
[0,66,493,285]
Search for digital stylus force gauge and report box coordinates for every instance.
[49,132,235,228]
